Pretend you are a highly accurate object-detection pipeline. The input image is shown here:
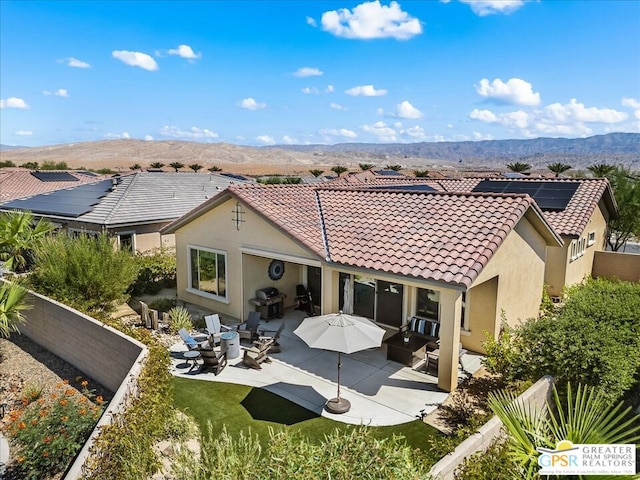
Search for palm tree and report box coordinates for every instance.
[149,162,165,169]
[0,280,30,338]
[506,162,532,174]
[359,163,374,171]
[488,383,640,480]
[0,210,56,273]
[189,163,203,173]
[208,166,222,172]
[169,162,184,172]
[587,164,615,178]
[331,166,348,176]
[129,164,141,171]
[309,169,324,177]
[386,164,402,171]
[413,169,429,178]
[547,162,572,177]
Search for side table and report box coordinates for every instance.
[183,350,201,372]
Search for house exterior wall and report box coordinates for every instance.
[59,220,173,253]
[173,198,318,320]
[545,200,609,296]
[467,216,548,353]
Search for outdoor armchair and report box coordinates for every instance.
[199,347,227,375]
[204,313,232,346]
[237,311,261,343]
[258,320,285,353]
[241,338,274,370]
[178,328,210,351]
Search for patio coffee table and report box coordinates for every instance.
[384,332,431,367]
[183,350,201,372]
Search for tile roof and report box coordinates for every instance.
[0,168,106,202]
[1,172,249,227]
[228,184,547,288]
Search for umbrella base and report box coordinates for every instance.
[325,397,351,414]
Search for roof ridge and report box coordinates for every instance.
[314,190,330,262]
[103,173,138,223]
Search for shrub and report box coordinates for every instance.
[30,234,139,315]
[131,248,176,295]
[6,380,104,480]
[172,425,429,480]
[148,296,176,313]
[168,306,193,334]
[454,437,517,480]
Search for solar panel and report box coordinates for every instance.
[375,170,404,176]
[472,180,580,211]
[1,179,113,218]
[220,173,249,181]
[31,171,78,182]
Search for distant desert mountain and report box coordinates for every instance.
[0,144,28,151]
[0,133,638,172]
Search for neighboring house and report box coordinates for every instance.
[0,172,250,253]
[162,183,562,392]
[0,168,108,202]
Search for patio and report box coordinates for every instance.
[169,308,484,426]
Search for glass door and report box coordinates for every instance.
[376,280,404,327]
[353,275,375,319]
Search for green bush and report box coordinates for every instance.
[131,248,176,295]
[483,278,640,402]
[168,306,193,334]
[148,296,177,313]
[172,425,430,480]
[6,380,104,480]
[30,234,139,315]
[454,437,518,480]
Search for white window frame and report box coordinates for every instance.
[186,244,229,303]
[587,231,596,247]
[68,227,100,238]
[116,231,136,252]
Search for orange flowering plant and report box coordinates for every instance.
[4,378,105,480]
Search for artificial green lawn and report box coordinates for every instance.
[172,377,442,451]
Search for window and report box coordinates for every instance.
[416,288,439,321]
[188,246,227,300]
[117,232,135,251]
[68,228,99,238]
[570,237,587,262]
[461,291,467,329]
[587,231,596,247]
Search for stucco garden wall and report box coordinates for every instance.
[592,250,640,282]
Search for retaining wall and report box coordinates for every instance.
[429,375,554,480]
[9,286,148,479]
[592,250,640,282]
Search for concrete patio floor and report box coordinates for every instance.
[169,308,484,426]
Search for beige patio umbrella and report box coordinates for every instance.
[293,311,385,414]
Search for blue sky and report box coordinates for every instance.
[1,0,639,147]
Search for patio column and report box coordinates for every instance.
[437,289,462,392]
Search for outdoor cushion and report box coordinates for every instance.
[409,316,439,338]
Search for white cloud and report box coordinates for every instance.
[544,99,627,123]
[238,97,266,110]
[0,97,29,109]
[321,1,422,40]
[167,44,201,61]
[159,125,219,140]
[456,0,527,16]
[306,16,317,27]
[294,67,323,77]
[326,85,335,93]
[476,77,540,105]
[330,102,347,111]
[282,135,298,144]
[256,135,275,145]
[302,87,319,94]
[15,130,33,136]
[622,97,640,119]
[469,108,530,129]
[403,125,427,140]
[62,57,91,68]
[360,121,397,141]
[43,88,69,97]
[112,50,159,71]
[105,131,131,139]
[345,84,387,96]
[472,131,494,141]
[396,100,423,119]
[144,135,154,141]
[319,128,358,138]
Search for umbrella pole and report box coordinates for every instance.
[336,352,341,401]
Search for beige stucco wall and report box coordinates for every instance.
[545,200,609,296]
[592,250,640,282]
[466,215,548,353]
[465,277,498,353]
[61,220,173,253]
[173,198,319,320]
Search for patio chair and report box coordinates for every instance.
[295,284,313,315]
[425,343,467,376]
[241,338,274,370]
[258,320,285,353]
[199,347,227,375]
[178,328,210,351]
[237,311,261,343]
[204,314,232,346]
